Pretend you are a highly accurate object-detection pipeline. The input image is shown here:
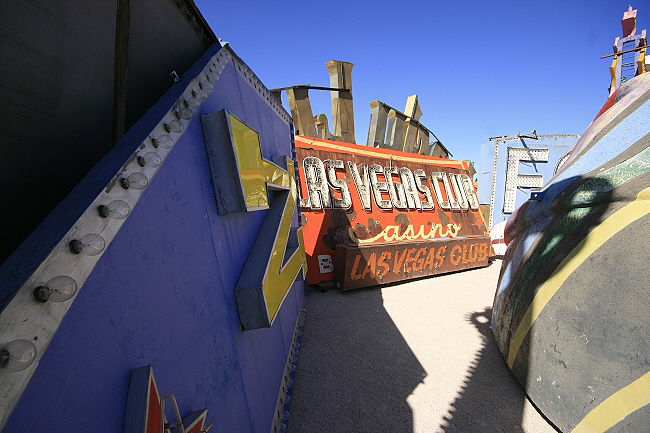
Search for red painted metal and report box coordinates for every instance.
[296,135,490,287]
[335,236,491,290]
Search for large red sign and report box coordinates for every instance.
[296,136,490,287]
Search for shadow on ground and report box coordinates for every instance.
[437,307,558,433]
[287,272,556,433]
[287,286,426,433]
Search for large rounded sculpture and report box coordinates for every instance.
[492,72,650,432]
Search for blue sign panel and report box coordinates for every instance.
[0,44,303,433]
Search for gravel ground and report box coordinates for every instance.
[287,261,558,433]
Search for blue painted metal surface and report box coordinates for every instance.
[1,45,304,433]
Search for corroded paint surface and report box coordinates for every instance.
[335,236,490,290]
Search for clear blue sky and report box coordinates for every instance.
[195,0,646,162]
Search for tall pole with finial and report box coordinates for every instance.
[604,5,647,94]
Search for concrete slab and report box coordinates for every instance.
[287,261,558,433]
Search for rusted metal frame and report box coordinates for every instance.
[182,0,219,43]
[601,44,647,59]
[386,109,405,150]
[424,131,451,158]
[326,61,355,143]
[270,85,350,92]
[402,119,424,153]
[375,101,433,137]
[111,0,130,146]
[286,87,316,137]
[366,100,390,147]
[517,130,539,140]
[430,133,452,157]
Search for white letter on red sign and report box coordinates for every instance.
[303,156,331,210]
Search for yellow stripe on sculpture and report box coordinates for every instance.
[507,186,650,368]
[571,370,650,433]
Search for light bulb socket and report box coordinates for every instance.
[192,89,207,101]
[152,134,174,149]
[98,205,109,218]
[0,340,37,372]
[184,99,200,109]
[69,239,83,254]
[121,173,148,190]
[137,156,146,167]
[176,107,193,120]
[34,286,51,303]
[164,119,184,133]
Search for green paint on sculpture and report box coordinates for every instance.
[495,144,650,358]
